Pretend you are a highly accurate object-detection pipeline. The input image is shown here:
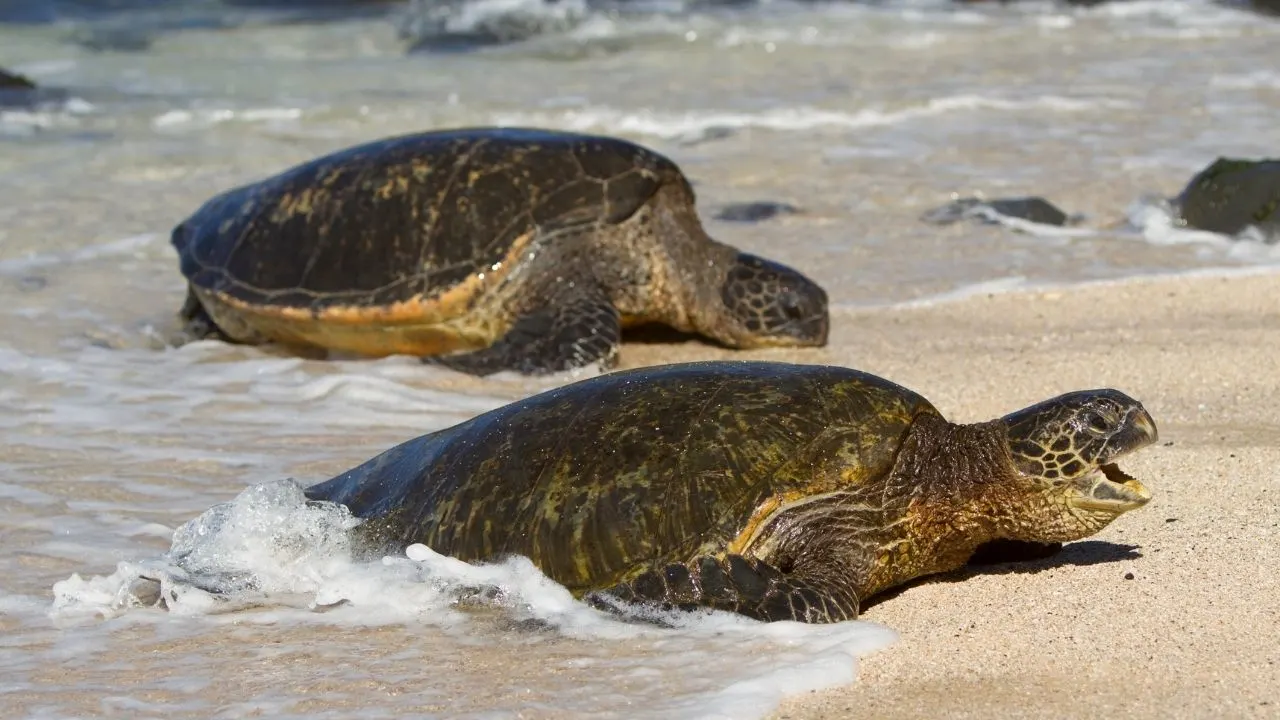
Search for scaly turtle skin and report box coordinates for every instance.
[172,127,829,376]
[305,360,1158,623]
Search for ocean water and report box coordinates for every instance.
[3,0,1280,717]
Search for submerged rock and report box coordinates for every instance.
[1,68,36,91]
[0,68,40,107]
[920,195,1075,227]
[1172,157,1280,238]
[1229,1,1280,16]
[714,201,800,223]
[0,67,69,109]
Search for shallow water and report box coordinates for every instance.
[4,0,1280,717]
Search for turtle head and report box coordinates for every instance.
[996,388,1158,540]
[707,253,829,348]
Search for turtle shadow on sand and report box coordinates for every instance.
[620,322,726,347]
[858,540,1142,612]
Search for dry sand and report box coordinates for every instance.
[617,269,1280,720]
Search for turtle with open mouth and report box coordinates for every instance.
[303,360,1158,623]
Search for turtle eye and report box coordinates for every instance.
[1083,411,1111,433]
[780,292,805,320]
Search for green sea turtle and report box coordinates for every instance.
[305,360,1158,623]
[171,127,829,376]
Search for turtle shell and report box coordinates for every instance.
[304,360,941,593]
[172,127,689,318]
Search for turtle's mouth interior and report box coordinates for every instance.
[1100,462,1146,493]
[1071,461,1151,511]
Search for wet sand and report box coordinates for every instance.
[617,269,1280,719]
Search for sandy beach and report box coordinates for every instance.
[612,269,1280,719]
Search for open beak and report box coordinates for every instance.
[1069,407,1157,513]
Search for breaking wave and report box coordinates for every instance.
[50,478,898,719]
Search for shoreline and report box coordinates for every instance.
[849,261,1280,314]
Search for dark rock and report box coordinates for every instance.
[714,201,800,223]
[1225,1,1280,17]
[1172,157,1280,238]
[920,195,1073,227]
[0,67,35,91]
[0,66,69,109]
[0,67,41,107]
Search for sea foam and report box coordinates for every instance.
[50,478,898,719]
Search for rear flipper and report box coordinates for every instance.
[585,554,859,624]
[425,281,621,377]
[178,288,231,343]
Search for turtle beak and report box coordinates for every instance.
[1132,408,1158,445]
[1068,406,1158,513]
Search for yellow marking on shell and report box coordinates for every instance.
[726,494,785,556]
[270,188,320,221]
[200,230,536,358]
[374,175,411,201]
[409,161,432,181]
[727,490,845,557]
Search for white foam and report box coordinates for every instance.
[869,264,1280,313]
[1079,0,1247,22]
[151,107,305,130]
[1123,196,1280,254]
[0,340,513,438]
[885,275,1031,309]
[0,233,162,275]
[396,0,588,48]
[1212,71,1280,90]
[50,479,897,719]
[490,94,1130,141]
[944,204,1098,239]
[0,92,96,137]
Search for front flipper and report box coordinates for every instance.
[586,554,859,624]
[426,281,621,377]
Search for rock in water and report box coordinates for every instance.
[920,195,1073,227]
[0,67,68,109]
[1172,157,1280,239]
[0,68,38,107]
[714,201,800,223]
